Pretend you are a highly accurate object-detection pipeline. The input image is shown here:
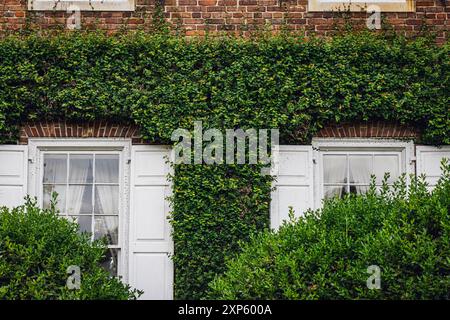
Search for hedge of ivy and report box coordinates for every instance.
[0,31,448,299]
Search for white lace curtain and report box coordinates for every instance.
[324,154,373,197]
[67,156,91,215]
[349,155,372,194]
[323,155,347,198]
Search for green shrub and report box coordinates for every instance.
[170,163,272,299]
[208,161,450,299]
[0,197,141,300]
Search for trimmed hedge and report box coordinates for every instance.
[209,163,450,299]
[0,32,449,145]
[169,163,272,299]
[0,197,141,299]
[0,31,449,299]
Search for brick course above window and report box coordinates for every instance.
[19,122,146,144]
[18,121,420,145]
[315,122,420,139]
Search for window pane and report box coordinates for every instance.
[374,155,399,183]
[67,185,92,214]
[95,186,119,215]
[43,185,66,213]
[101,248,119,277]
[96,155,119,183]
[324,186,346,199]
[349,185,370,195]
[94,216,119,245]
[69,215,92,234]
[323,155,347,183]
[349,155,372,184]
[69,154,93,183]
[43,154,67,183]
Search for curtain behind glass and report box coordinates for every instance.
[67,155,91,215]
[349,155,372,194]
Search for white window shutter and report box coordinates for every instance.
[0,145,28,209]
[416,146,450,188]
[129,145,173,300]
[271,145,314,230]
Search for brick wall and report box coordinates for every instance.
[18,121,420,145]
[0,1,448,43]
[315,121,420,139]
[19,121,146,144]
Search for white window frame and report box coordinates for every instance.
[308,0,415,12]
[28,0,135,11]
[27,138,132,282]
[312,138,414,208]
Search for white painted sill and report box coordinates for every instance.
[308,0,415,12]
[28,0,135,11]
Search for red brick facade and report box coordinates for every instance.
[19,121,420,145]
[315,121,419,139]
[0,1,448,43]
[19,121,145,144]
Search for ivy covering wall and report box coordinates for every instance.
[0,31,448,299]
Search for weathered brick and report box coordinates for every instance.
[0,0,446,42]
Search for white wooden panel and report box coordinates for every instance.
[279,151,308,177]
[276,186,311,224]
[271,146,313,229]
[0,146,28,208]
[416,146,450,187]
[133,150,169,185]
[134,186,166,241]
[129,145,173,300]
[131,253,172,300]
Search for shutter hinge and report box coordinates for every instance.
[127,158,131,164]
[28,158,34,164]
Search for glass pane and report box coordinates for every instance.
[94,216,119,245]
[95,186,119,215]
[324,186,346,199]
[349,185,370,195]
[43,154,67,184]
[67,185,92,214]
[69,154,93,183]
[43,185,66,213]
[101,248,118,277]
[323,155,347,183]
[69,215,92,234]
[373,155,399,184]
[349,155,372,184]
[96,155,119,183]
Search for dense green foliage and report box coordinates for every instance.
[0,198,141,299]
[209,163,450,299]
[0,32,448,144]
[0,32,448,299]
[169,164,272,299]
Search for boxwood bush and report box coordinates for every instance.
[0,197,141,300]
[208,161,450,299]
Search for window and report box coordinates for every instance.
[322,151,401,198]
[42,151,121,276]
[308,0,415,12]
[313,139,413,206]
[28,0,135,11]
